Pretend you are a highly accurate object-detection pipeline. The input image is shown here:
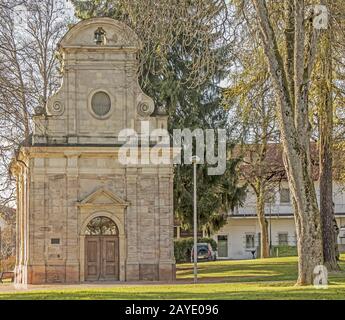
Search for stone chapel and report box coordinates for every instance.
[10,18,175,284]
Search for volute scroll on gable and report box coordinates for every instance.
[46,90,65,117]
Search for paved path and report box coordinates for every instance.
[0,280,194,293]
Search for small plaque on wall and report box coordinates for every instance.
[51,238,60,245]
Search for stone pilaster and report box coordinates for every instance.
[158,167,176,281]
[65,152,80,282]
[125,168,139,280]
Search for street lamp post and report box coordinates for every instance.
[269,203,272,255]
[191,155,200,284]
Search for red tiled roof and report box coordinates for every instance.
[231,143,341,181]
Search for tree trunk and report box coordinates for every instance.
[257,186,270,258]
[253,0,324,285]
[319,9,340,271]
[284,0,295,102]
[319,129,339,271]
[283,149,323,285]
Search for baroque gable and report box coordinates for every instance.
[32,18,167,146]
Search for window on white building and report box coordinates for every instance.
[280,188,290,204]
[245,233,255,249]
[278,232,289,246]
[231,205,240,215]
[218,235,228,257]
[264,189,276,204]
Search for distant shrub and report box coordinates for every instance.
[174,237,217,263]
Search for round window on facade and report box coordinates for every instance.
[91,91,111,118]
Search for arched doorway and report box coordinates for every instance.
[84,216,119,281]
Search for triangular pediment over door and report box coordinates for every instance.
[78,188,129,207]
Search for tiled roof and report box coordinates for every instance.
[231,143,343,181]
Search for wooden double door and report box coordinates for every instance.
[85,236,119,281]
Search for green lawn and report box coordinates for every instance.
[1,256,345,300]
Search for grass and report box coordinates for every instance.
[0,255,345,300]
[177,256,299,282]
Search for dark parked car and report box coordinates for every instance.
[191,243,217,262]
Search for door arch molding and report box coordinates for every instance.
[81,211,124,237]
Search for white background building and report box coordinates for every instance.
[214,182,345,260]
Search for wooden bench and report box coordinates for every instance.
[0,271,14,283]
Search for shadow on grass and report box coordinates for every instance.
[177,257,345,284]
[177,260,299,283]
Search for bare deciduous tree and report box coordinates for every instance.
[232,0,345,279]
[315,0,345,272]
[224,47,283,258]
[0,0,73,207]
[250,0,323,285]
[73,0,232,89]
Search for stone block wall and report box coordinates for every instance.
[12,148,175,284]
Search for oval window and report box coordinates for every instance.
[91,91,111,117]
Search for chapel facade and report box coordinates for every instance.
[10,18,175,284]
